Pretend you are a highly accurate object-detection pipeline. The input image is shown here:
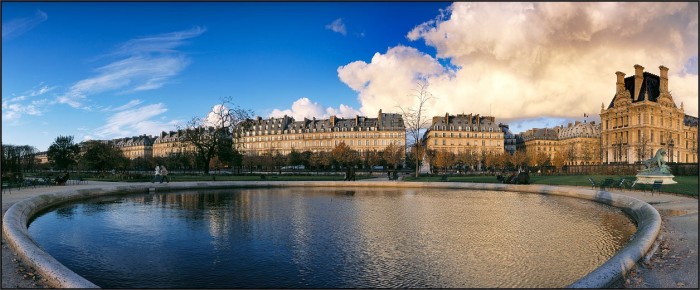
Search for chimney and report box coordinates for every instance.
[659,65,669,93]
[330,115,336,126]
[476,114,480,126]
[575,121,580,126]
[444,113,449,124]
[633,64,644,100]
[615,71,626,94]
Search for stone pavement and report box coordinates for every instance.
[2,180,697,288]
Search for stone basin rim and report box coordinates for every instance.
[2,181,662,288]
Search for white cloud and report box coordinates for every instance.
[58,27,205,109]
[339,2,698,129]
[101,99,144,112]
[325,18,347,36]
[2,10,47,40]
[1,84,55,122]
[269,97,362,120]
[93,103,181,138]
[337,45,447,116]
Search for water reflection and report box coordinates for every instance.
[28,188,636,288]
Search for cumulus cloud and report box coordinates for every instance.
[339,2,698,128]
[58,27,205,109]
[269,97,362,120]
[93,103,180,138]
[337,45,448,116]
[325,18,347,35]
[2,10,47,40]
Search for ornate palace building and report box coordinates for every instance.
[423,113,505,155]
[600,64,698,164]
[235,110,406,155]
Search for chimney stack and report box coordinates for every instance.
[615,71,626,94]
[634,64,644,78]
[659,65,669,93]
[633,64,645,100]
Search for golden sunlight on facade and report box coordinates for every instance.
[424,113,505,155]
[235,110,406,155]
[600,65,698,164]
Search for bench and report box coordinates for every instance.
[588,177,600,189]
[651,180,663,194]
[599,178,615,190]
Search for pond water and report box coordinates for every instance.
[28,187,636,288]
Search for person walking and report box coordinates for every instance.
[152,165,161,183]
[160,165,170,183]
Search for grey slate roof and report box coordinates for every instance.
[609,71,664,109]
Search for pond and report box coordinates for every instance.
[28,187,636,288]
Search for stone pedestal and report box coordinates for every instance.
[634,174,677,184]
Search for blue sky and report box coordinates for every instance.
[3,2,698,151]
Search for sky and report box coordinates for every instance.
[3,2,698,152]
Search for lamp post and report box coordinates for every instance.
[668,137,674,163]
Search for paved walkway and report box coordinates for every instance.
[2,180,697,288]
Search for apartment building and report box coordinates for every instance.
[113,134,154,160]
[236,110,406,155]
[423,113,505,155]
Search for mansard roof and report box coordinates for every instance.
[114,135,154,147]
[245,110,404,132]
[429,113,500,129]
[608,71,661,109]
[685,115,699,127]
[557,121,600,139]
[519,127,560,141]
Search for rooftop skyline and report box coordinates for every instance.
[3,2,698,151]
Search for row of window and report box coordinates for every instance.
[431,132,502,138]
[246,126,392,136]
[432,125,497,132]
[244,139,403,149]
[244,132,404,143]
[432,140,501,147]
[606,113,682,129]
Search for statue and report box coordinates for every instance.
[639,148,671,175]
[636,148,676,184]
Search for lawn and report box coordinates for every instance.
[404,174,699,197]
[84,173,372,183]
[79,172,698,197]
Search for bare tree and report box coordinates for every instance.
[635,132,651,162]
[397,81,435,177]
[180,97,253,174]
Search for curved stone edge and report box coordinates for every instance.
[2,181,661,288]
